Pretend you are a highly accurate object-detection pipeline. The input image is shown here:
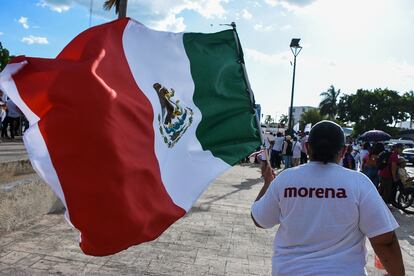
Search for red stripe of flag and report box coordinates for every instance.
[12,18,185,256]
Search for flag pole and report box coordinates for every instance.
[229,23,270,166]
[118,0,128,19]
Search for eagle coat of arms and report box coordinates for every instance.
[153,83,193,148]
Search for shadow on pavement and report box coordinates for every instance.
[393,211,414,246]
[190,177,262,214]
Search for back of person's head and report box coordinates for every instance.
[393,143,404,152]
[363,142,370,150]
[307,120,345,164]
[293,136,298,142]
[373,142,385,155]
[277,132,282,137]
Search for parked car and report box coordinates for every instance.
[384,139,414,149]
[402,148,414,165]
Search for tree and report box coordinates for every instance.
[264,115,274,125]
[300,108,325,126]
[401,91,414,129]
[0,42,12,72]
[319,85,340,119]
[103,0,128,19]
[279,114,288,125]
[337,88,407,136]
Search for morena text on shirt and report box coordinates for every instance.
[284,187,347,198]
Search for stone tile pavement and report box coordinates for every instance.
[0,164,413,275]
[0,139,27,163]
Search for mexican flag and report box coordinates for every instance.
[0,18,261,256]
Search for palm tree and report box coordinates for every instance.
[319,85,341,120]
[279,114,288,126]
[103,0,128,19]
[264,115,274,125]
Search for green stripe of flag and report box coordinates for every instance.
[183,30,261,165]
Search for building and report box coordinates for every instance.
[288,106,316,125]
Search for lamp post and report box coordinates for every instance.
[288,38,302,134]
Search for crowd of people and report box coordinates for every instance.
[261,130,413,207]
[266,131,309,169]
[0,89,27,141]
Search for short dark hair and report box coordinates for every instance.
[372,142,385,155]
[393,143,403,149]
[308,120,345,164]
[363,142,370,150]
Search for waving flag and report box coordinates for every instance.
[0,18,261,256]
[293,122,300,132]
[305,123,312,133]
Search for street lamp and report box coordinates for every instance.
[288,38,302,134]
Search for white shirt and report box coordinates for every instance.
[300,135,308,154]
[6,100,20,118]
[292,141,302,158]
[264,137,271,149]
[256,137,272,161]
[273,136,284,151]
[359,149,369,164]
[0,108,5,122]
[251,162,398,276]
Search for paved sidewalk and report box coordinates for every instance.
[0,139,27,163]
[0,165,413,275]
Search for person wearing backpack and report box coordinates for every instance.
[292,136,302,167]
[342,145,356,170]
[378,143,403,205]
[282,135,293,169]
[361,143,384,188]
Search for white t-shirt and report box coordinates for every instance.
[300,135,308,154]
[0,108,6,122]
[6,100,20,118]
[359,149,369,164]
[273,136,284,151]
[292,141,302,158]
[264,137,271,149]
[251,162,398,276]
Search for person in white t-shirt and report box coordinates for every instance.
[291,136,302,167]
[271,132,285,169]
[358,142,370,171]
[300,133,308,164]
[251,120,405,276]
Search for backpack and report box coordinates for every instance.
[343,153,356,169]
[377,150,391,170]
[285,141,293,155]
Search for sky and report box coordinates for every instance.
[0,0,413,121]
